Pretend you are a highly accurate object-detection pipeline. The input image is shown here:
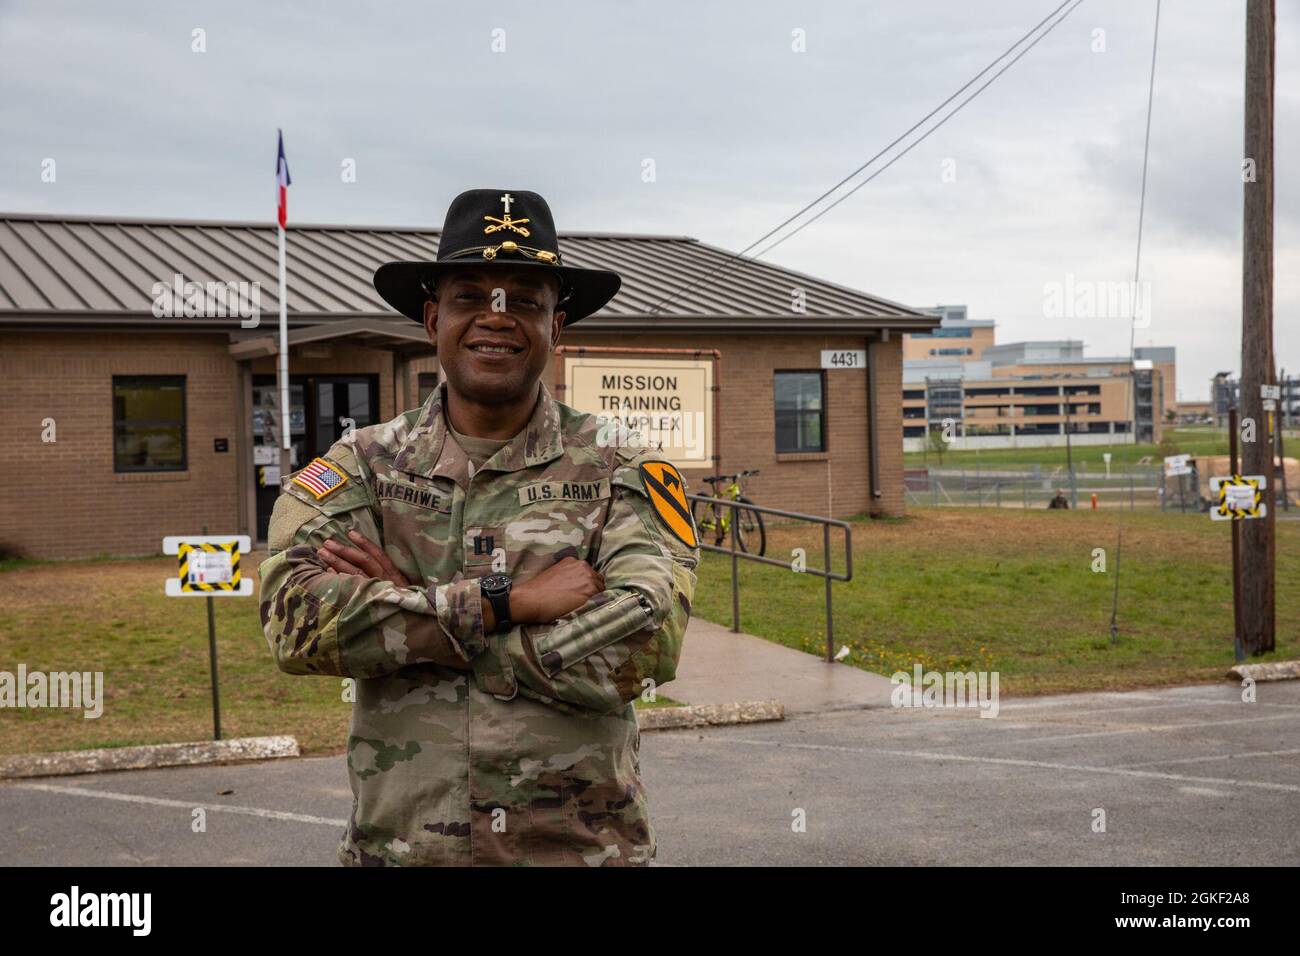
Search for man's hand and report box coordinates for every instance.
[507,557,605,626]
[317,531,411,588]
[318,531,603,631]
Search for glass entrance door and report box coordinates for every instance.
[253,374,379,541]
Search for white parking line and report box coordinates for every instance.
[8,782,347,827]
[1116,692,1300,711]
[998,695,1300,715]
[1115,747,1300,769]
[961,711,1300,746]
[713,737,1300,794]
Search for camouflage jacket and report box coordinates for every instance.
[258,383,699,866]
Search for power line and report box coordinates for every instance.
[647,0,1078,314]
[754,0,1085,259]
[1110,0,1162,645]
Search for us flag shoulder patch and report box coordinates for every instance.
[292,458,349,500]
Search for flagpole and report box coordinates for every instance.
[277,219,290,479]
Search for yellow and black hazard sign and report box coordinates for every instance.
[638,461,697,548]
[177,541,242,592]
[1210,474,1267,521]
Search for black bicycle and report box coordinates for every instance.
[691,469,766,556]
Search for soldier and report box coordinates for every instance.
[259,189,699,867]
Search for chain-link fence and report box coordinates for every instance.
[904,465,1164,510]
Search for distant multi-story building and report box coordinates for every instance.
[1212,371,1300,428]
[901,308,1175,450]
[1211,372,1238,427]
[902,305,996,362]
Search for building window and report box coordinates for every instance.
[774,371,825,453]
[113,376,186,472]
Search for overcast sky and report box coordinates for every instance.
[2,0,1296,401]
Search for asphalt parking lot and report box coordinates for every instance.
[2,681,1297,866]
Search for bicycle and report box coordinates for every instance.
[690,469,766,556]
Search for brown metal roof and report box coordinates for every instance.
[0,212,935,334]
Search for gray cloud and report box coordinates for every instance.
[1,0,1296,399]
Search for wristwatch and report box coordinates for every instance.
[480,573,513,633]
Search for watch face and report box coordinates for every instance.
[481,574,510,595]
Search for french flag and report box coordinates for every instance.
[275,129,291,229]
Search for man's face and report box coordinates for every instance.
[424,268,565,406]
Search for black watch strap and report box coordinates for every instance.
[484,578,512,633]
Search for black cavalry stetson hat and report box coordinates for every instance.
[373,189,621,326]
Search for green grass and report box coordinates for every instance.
[0,553,691,757]
[0,555,354,756]
[692,509,1299,696]
[904,426,1246,470]
[3,510,1295,756]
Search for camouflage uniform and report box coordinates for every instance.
[259,383,699,866]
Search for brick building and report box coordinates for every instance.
[0,213,936,558]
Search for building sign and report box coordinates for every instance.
[1163,453,1191,477]
[1209,475,1266,521]
[563,356,713,467]
[821,349,866,370]
[163,535,254,596]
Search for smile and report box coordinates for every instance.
[468,344,524,354]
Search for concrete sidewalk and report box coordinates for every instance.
[663,616,894,714]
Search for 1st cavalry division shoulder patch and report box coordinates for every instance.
[637,461,697,548]
[293,457,349,500]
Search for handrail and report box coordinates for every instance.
[686,493,852,662]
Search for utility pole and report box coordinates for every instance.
[1240,0,1276,654]
[1278,366,1290,512]
[1064,389,1076,508]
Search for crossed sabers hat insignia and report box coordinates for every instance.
[483,213,530,237]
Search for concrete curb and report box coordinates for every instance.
[1228,660,1300,682]
[637,699,784,731]
[0,735,300,780]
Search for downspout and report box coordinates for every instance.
[867,332,883,515]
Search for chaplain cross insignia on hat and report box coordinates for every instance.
[483,192,531,237]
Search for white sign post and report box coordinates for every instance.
[163,533,253,739]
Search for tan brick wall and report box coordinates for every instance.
[0,328,907,558]
[550,331,906,521]
[0,332,242,559]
